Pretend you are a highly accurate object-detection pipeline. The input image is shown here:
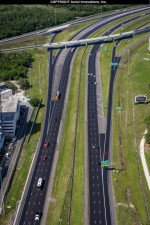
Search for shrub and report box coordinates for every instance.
[18,78,29,90]
[30,98,40,107]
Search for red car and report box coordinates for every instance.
[43,156,47,161]
[44,141,49,148]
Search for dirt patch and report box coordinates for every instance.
[126,188,141,225]
[50,197,57,204]
[145,144,150,150]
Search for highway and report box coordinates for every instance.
[13,6,150,225]
[87,10,150,225]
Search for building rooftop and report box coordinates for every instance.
[2,98,18,113]
[1,97,19,121]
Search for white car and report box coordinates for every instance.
[37,178,43,189]
[12,137,17,143]
[6,153,9,158]
[35,212,41,221]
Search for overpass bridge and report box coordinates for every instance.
[0,27,150,53]
[43,27,150,49]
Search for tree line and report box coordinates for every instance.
[0,4,129,40]
[0,52,33,81]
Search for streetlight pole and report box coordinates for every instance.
[55,9,56,26]
[128,50,129,76]
[126,91,129,128]
[29,70,31,97]
[39,64,41,92]
[0,168,5,214]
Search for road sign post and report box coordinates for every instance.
[110,63,118,66]
[116,107,122,110]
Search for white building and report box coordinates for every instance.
[1,89,12,99]
[1,97,20,139]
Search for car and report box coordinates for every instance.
[90,113,94,117]
[10,142,13,147]
[37,178,43,189]
[12,137,17,143]
[35,211,41,221]
[6,153,9,158]
[71,48,75,52]
[44,141,49,148]
[43,156,47,161]
[97,162,101,165]
[91,144,95,149]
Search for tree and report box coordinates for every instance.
[18,78,29,90]
[30,98,40,107]
[5,81,17,91]
[145,131,150,144]
[144,116,150,129]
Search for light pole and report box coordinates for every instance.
[128,50,129,75]
[126,91,129,128]
[39,63,41,92]
[0,167,5,214]
[29,70,31,97]
[55,9,56,26]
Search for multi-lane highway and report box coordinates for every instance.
[12,5,150,225]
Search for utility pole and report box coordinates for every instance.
[36,26,38,45]
[55,9,56,26]
[126,91,129,128]
[0,168,5,215]
[39,63,41,92]
[30,70,31,97]
[128,50,129,76]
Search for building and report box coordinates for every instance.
[1,89,12,100]
[0,82,6,92]
[1,97,20,139]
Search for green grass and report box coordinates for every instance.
[145,150,150,175]
[70,47,91,225]
[111,39,150,225]
[0,49,49,225]
[0,35,51,50]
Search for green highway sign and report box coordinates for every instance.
[110,63,118,66]
[116,107,122,109]
[101,160,109,166]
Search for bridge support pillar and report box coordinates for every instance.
[65,45,67,49]
[86,42,88,46]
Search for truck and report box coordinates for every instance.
[56,91,60,100]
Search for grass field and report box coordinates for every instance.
[112,38,150,225]
[0,48,49,225]
[0,35,51,50]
